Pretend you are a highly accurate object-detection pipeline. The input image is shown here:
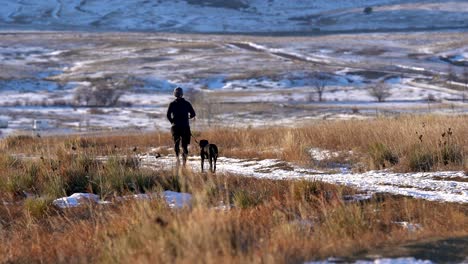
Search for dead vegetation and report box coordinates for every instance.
[0,115,467,262]
[2,115,467,172]
[0,166,466,263]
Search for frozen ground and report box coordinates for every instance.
[0,0,467,34]
[52,191,192,209]
[308,257,433,264]
[139,154,468,204]
[0,31,467,137]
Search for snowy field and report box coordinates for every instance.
[0,0,467,33]
[0,30,467,137]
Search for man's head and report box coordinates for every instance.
[173,87,183,98]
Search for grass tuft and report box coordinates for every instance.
[368,142,399,169]
[24,197,53,219]
[233,189,262,209]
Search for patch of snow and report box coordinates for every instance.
[201,76,225,89]
[0,79,59,92]
[393,221,422,232]
[53,191,192,209]
[343,193,373,202]
[244,42,331,64]
[53,193,101,208]
[0,117,8,128]
[163,191,192,209]
[140,155,468,204]
[308,257,433,264]
[395,65,426,72]
[355,258,433,264]
[121,191,192,208]
[309,148,340,161]
[142,77,178,91]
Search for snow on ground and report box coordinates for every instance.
[53,191,192,209]
[139,154,468,204]
[309,148,340,161]
[308,257,433,264]
[0,0,467,33]
[127,191,192,209]
[1,31,467,137]
[53,193,103,208]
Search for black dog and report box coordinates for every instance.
[199,139,218,173]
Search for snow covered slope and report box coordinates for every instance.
[0,0,467,33]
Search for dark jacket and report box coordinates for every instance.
[167,98,196,127]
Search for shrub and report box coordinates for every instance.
[233,190,261,209]
[0,153,18,169]
[41,173,66,198]
[61,154,98,194]
[73,76,142,107]
[291,180,326,203]
[64,137,96,149]
[364,7,373,15]
[0,160,39,195]
[24,197,53,219]
[159,174,182,193]
[437,128,463,166]
[408,146,434,172]
[4,173,34,195]
[3,135,35,149]
[439,144,463,166]
[368,142,399,169]
[94,156,159,196]
[368,82,391,102]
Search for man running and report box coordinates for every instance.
[166,87,196,165]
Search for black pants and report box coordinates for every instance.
[171,125,191,158]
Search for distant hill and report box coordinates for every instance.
[0,0,467,33]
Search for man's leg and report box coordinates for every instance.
[181,139,188,165]
[174,138,181,161]
[171,126,181,161]
[181,126,191,166]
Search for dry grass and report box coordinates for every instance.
[0,171,466,263]
[1,115,468,262]
[0,174,468,263]
[2,115,467,172]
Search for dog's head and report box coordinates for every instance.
[199,139,209,148]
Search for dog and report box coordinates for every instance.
[199,139,218,173]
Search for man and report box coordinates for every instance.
[167,87,196,165]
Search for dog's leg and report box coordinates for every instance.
[200,151,204,172]
[213,155,217,173]
[209,155,213,172]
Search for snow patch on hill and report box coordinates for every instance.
[1,0,467,33]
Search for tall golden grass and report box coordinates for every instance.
[0,172,466,263]
[1,114,468,263]
[3,115,466,171]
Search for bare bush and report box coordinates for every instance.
[73,76,143,107]
[185,88,218,126]
[363,7,373,14]
[313,78,327,102]
[368,82,391,102]
[306,72,328,102]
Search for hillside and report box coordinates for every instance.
[1,0,467,33]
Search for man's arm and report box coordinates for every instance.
[188,102,196,119]
[167,103,174,124]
